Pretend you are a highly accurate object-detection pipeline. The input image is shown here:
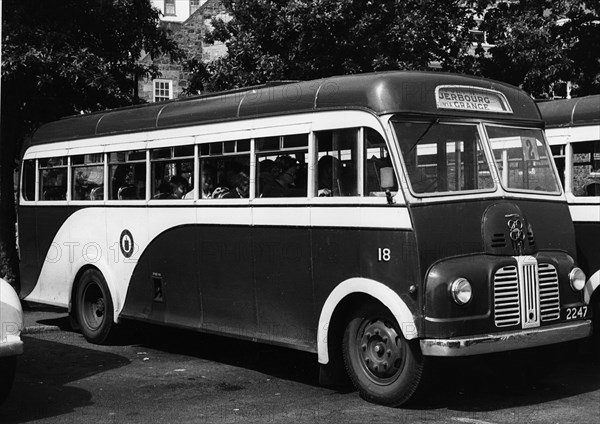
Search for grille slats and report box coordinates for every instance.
[493,261,560,328]
[494,265,520,327]
[538,263,560,321]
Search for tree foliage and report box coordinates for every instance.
[198,0,483,91]
[478,0,600,98]
[0,0,184,288]
[2,0,183,130]
[194,0,600,98]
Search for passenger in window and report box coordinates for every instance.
[154,175,188,199]
[169,175,189,199]
[261,155,304,197]
[201,167,215,198]
[154,180,172,199]
[221,171,249,198]
[258,159,276,193]
[317,155,342,197]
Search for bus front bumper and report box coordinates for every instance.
[420,320,591,357]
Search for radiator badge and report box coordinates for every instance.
[506,214,525,254]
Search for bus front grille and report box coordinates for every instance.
[493,266,520,327]
[493,259,559,328]
[538,263,560,321]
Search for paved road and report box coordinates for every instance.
[1,305,600,423]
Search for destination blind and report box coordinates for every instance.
[436,86,513,114]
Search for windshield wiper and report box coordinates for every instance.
[407,118,439,154]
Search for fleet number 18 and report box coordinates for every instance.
[378,248,391,262]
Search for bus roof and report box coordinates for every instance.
[538,94,600,128]
[26,71,540,149]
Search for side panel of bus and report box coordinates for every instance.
[546,123,600,301]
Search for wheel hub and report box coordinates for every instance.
[95,298,105,317]
[359,319,403,380]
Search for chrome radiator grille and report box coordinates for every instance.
[493,266,520,327]
[538,263,560,321]
[493,258,559,328]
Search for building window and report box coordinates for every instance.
[190,0,201,15]
[165,0,175,16]
[154,80,173,102]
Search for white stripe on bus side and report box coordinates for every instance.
[569,204,600,222]
[545,124,600,145]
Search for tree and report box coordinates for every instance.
[193,0,599,98]
[193,0,484,92]
[478,0,600,97]
[0,0,184,290]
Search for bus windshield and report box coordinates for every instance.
[393,120,494,195]
[486,126,560,194]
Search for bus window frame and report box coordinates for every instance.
[149,145,195,201]
[391,118,498,200]
[70,153,105,202]
[20,112,403,206]
[106,148,149,203]
[38,154,69,203]
[548,139,600,206]
[485,123,563,197]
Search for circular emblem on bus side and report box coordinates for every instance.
[120,230,134,258]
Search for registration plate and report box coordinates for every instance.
[562,305,588,320]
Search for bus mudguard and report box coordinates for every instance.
[317,277,417,364]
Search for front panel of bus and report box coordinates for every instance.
[389,86,588,347]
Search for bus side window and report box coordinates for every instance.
[198,141,250,199]
[109,150,146,200]
[151,146,194,200]
[572,141,600,197]
[315,129,359,197]
[39,157,67,201]
[71,154,104,201]
[365,128,397,196]
[256,134,308,198]
[22,160,36,201]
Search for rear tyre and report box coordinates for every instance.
[0,356,17,404]
[75,269,114,344]
[343,303,426,407]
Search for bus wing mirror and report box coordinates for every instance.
[380,167,395,205]
[380,167,394,189]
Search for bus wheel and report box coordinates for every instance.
[343,303,425,407]
[75,269,114,344]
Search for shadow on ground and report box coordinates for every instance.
[111,320,600,411]
[0,336,130,423]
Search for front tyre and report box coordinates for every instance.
[75,269,114,344]
[343,303,426,407]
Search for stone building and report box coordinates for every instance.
[138,0,230,102]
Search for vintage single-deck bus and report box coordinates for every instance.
[539,95,600,342]
[19,71,591,406]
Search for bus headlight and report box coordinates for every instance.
[449,278,472,305]
[569,267,586,291]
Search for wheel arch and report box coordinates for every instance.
[584,269,600,305]
[317,277,417,365]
